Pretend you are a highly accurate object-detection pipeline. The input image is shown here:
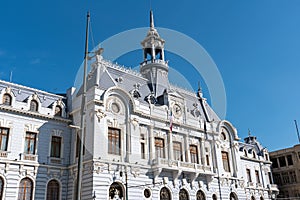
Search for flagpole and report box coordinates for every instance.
[294,120,300,143]
[76,11,90,200]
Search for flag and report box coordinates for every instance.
[169,110,173,133]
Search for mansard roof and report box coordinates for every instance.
[81,58,220,122]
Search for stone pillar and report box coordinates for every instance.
[200,139,205,166]
[168,131,173,160]
[149,125,154,163]
[184,135,190,163]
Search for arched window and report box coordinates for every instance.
[179,189,189,200]
[160,187,171,200]
[54,106,62,117]
[0,177,4,200]
[47,179,60,200]
[229,192,238,200]
[18,178,33,200]
[252,151,256,159]
[196,190,206,200]
[2,94,12,106]
[244,149,247,157]
[212,194,217,200]
[29,100,38,112]
[109,182,124,200]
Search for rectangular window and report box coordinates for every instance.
[50,136,61,158]
[282,172,290,184]
[0,127,9,151]
[155,138,165,158]
[271,158,278,168]
[290,171,297,183]
[278,156,287,167]
[24,132,37,154]
[108,128,121,155]
[273,173,282,185]
[222,151,230,172]
[190,145,198,164]
[206,155,210,166]
[287,155,293,166]
[173,142,183,161]
[140,134,146,159]
[255,170,260,183]
[246,169,252,182]
[141,143,145,159]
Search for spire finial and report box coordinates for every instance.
[248,128,251,137]
[150,10,155,29]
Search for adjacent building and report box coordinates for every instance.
[270,144,300,199]
[0,11,278,200]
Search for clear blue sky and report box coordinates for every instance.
[1,0,300,151]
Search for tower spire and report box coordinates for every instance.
[150,10,155,29]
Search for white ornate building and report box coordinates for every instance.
[0,11,278,200]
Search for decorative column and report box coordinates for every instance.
[149,125,154,163]
[184,135,190,162]
[200,139,206,166]
[168,131,173,160]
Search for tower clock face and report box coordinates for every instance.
[173,104,182,117]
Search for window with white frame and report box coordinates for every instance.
[155,138,165,159]
[50,136,62,158]
[173,141,183,161]
[2,93,12,106]
[24,132,37,154]
[222,151,230,172]
[190,145,198,164]
[0,127,9,151]
[29,100,38,112]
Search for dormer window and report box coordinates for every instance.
[244,149,248,157]
[252,151,256,159]
[29,100,38,112]
[54,105,62,117]
[3,93,12,106]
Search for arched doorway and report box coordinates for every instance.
[160,187,171,200]
[229,192,238,200]
[196,190,206,200]
[47,179,60,200]
[251,196,255,200]
[260,197,264,200]
[179,189,189,200]
[109,182,124,200]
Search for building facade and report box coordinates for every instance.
[0,11,278,200]
[270,144,300,199]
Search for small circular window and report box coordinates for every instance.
[144,188,151,198]
[111,102,120,113]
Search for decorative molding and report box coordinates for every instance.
[24,124,40,133]
[0,118,13,128]
[95,109,106,122]
[52,129,63,137]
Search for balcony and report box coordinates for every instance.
[152,157,212,174]
[20,153,38,162]
[267,184,279,192]
[47,157,64,165]
[0,151,8,158]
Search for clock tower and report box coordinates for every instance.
[140,10,169,99]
